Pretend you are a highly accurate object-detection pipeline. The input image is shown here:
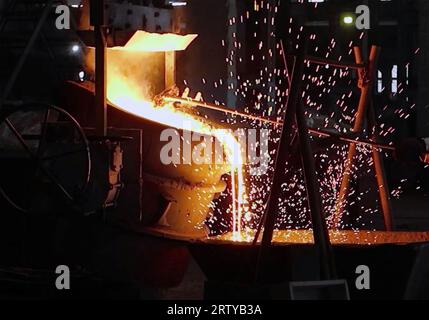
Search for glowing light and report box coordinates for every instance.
[113,31,198,52]
[169,1,187,6]
[343,16,354,25]
[78,70,85,81]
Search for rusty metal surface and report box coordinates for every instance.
[138,228,429,246]
[206,230,429,246]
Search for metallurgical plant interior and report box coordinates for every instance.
[1,0,429,308]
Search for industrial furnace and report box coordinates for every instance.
[1,0,429,304]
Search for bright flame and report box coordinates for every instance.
[100,32,247,236]
[114,31,198,52]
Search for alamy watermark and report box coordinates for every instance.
[55,265,70,290]
[159,122,271,176]
[355,265,370,290]
[342,5,371,30]
[55,5,70,30]
[355,5,370,30]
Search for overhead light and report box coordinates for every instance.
[169,1,187,7]
[340,13,355,27]
[71,44,80,53]
[343,16,354,25]
[78,71,85,81]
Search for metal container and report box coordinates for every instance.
[139,119,230,237]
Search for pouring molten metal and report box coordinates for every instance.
[87,31,250,237]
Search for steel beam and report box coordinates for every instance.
[92,0,107,136]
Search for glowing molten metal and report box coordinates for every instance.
[101,31,249,237]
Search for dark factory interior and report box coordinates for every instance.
[0,0,429,305]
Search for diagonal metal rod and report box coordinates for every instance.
[332,46,380,228]
[162,95,397,153]
[309,129,395,151]
[253,51,301,281]
[93,0,108,136]
[0,0,55,110]
[251,39,293,247]
[254,37,336,281]
[305,55,365,70]
[161,96,281,126]
[296,80,337,281]
[368,99,393,230]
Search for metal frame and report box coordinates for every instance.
[163,43,394,279]
[332,46,392,231]
[91,0,108,137]
[250,43,393,280]
[253,39,336,282]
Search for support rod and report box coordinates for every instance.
[161,96,281,126]
[332,46,380,228]
[162,95,397,152]
[92,0,107,136]
[368,102,393,230]
[309,128,395,151]
[254,52,304,282]
[255,41,336,281]
[255,38,336,281]
[296,83,336,281]
[305,55,365,70]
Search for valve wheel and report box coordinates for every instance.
[0,102,91,213]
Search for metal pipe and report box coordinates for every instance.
[305,55,365,70]
[253,34,335,281]
[162,95,397,152]
[92,0,107,136]
[161,96,281,126]
[296,81,337,281]
[252,39,291,247]
[309,128,396,151]
[254,52,303,282]
[332,46,380,228]
[360,43,392,230]
[255,39,336,281]
[368,102,393,230]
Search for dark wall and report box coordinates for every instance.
[176,0,228,104]
[417,0,429,136]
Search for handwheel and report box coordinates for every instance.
[0,102,91,213]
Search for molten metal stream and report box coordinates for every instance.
[103,32,248,237]
[108,93,247,236]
